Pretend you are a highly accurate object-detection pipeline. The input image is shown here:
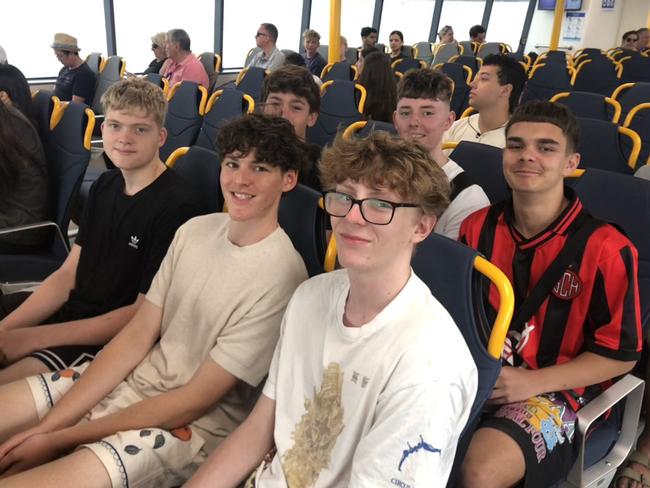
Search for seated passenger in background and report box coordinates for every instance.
[301,29,326,78]
[187,132,477,488]
[0,78,203,385]
[434,25,457,52]
[458,101,642,488]
[283,51,322,87]
[0,63,37,127]
[359,26,378,49]
[444,54,526,148]
[356,45,379,74]
[159,29,209,89]
[51,33,96,104]
[260,64,322,190]
[358,51,397,123]
[389,30,406,60]
[620,30,640,52]
[469,25,487,45]
[0,114,308,486]
[143,32,167,75]
[0,87,48,253]
[247,23,285,72]
[394,69,489,239]
[638,27,650,52]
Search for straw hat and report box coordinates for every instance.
[51,33,80,52]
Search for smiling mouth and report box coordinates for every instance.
[231,192,254,200]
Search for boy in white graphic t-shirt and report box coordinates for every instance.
[188,132,478,488]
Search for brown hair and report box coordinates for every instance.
[507,100,580,154]
[320,132,450,217]
[261,64,320,113]
[101,77,167,127]
[397,68,453,105]
[217,113,308,173]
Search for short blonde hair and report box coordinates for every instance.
[151,32,166,48]
[302,29,321,42]
[101,78,167,127]
[320,132,450,217]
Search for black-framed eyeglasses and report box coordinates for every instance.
[255,32,268,38]
[151,44,159,49]
[322,191,419,225]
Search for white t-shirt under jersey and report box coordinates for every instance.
[258,269,478,487]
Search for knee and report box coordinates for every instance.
[458,455,506,488]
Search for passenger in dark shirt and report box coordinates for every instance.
[143,32,168,74]
[51,32,96,103]
[302,29,327,78]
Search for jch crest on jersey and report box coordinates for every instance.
[552,269,582,300]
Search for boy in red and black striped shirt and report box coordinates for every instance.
[458,101,642,488]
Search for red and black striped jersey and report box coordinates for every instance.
[459,188,642,410]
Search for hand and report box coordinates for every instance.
[0,431,61,477]
[0,328,42,366]
[488,366,541,405]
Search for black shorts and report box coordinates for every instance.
[0,292,100,371]
[480,393,577,488]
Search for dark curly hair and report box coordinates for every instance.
[217,113,308,173]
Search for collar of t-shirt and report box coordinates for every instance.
[503,186,582,249]
[335,269,424,340]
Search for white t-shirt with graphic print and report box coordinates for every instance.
[258,269,478,487]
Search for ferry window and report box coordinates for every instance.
[310,0,375,51]
[113,0,215,74]
[490,0,530,51]
[379,0,438,46]
[2,0,107,78]
[223,0,303,68]
[438,0,486,44]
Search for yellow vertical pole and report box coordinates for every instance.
[329,0,342,63]
[549,0,565,51]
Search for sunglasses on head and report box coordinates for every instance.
[152,44,159,49]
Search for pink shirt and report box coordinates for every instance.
[161,53,209,89]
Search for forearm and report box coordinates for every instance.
[27,295,144,350]
[38,301,161,433]
[0,270,74,331]
[530,352,636,395]
[187,395,276,488]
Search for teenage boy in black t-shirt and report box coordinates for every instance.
[0,77,203,384]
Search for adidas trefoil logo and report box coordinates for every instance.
[129,235,140,249]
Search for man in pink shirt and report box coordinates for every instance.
[160,29,209,89]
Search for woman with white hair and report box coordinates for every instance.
[143,32,167,74]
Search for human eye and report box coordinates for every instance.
[540,145,557,152]
[253,164,271,172]
[506,141,523,150]
[398,109,411,118]
[223,160,238,169]
[422,110,435,118]
[135,126,149,135]
[367,199,394,211]
[107,122,120,130]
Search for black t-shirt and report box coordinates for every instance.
[300,143,323,192]
[58,168,204,321]
[144,57,167,75]
[54,62,96,102]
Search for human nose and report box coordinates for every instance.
[345,201,366,225]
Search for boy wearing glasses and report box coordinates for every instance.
[188,132,478,488]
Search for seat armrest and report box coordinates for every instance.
[0,221,70,258]
[563,374,645,487]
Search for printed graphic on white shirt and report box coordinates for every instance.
[283,362,345,487]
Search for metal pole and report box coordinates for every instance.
[372,0,384,33]
[549,0,565,51]
[329,0,341,63]
[517,0,538,56]
[429,0,444,43]
[214,0,224,56]
[481,0,494,32]
[299,0,313,53]
[103,0,116,56]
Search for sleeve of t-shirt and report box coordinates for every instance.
[348,378,469,487]
[267,52,286,71]
[437,185,490,240]
[584,237,642,361]
[138,200,203,294]
[209,271,302,387]
[145,222,184,308]
[72,70,96,101]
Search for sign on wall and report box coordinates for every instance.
[563,11,586,40]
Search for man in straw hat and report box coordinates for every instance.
[51,33,96,104]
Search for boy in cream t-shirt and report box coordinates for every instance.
[188,132,478,488]
[0,114,308,487]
